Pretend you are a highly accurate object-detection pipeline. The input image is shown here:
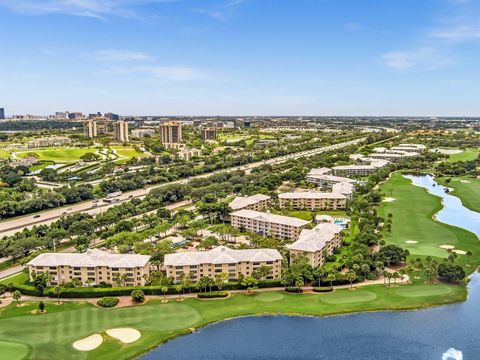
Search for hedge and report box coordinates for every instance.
[12,284,43,297]
[285,287,303,293]
[43,279,284,299]
[97,297,119,308]
[197,291,228,299]
[313,286,333,293]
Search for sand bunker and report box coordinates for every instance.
[405,240,418,244]
[432,148,463,155]
[382,197,396,202]
[460,180,471,183]
[439,245,455,250]
[453,250,467,255]
[73,334,103,351]
[106,328,141,344]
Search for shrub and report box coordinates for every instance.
[285,287,303,293]
[131,289,145,303]
[38,301,45,312]
[12,283,42,296]
[313,286,333,293]
[197,291,228,299]
[97,297,119,308]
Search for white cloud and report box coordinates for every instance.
[106,65,220,81]
[194,0,249,20]
[90,49,153,61]
[381,47,451,70]
[430,24,480,42]
[0,0,168,19]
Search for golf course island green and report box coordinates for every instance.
[437,177,480,213]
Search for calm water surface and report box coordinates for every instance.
[404,174,480,236]
[143,174,480,360]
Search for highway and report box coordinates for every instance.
[0,137,365,238]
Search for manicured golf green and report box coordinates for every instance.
[0,340,30,360]
[445,148,479,162]
[16,147,98,163]
[378,173,480,266]
[0,280,467,360]
[111,146,145,158]
[437,177,480,213]
[395,284,452,298]
[320,290,377,304]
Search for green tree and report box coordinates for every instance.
[326,272,336,288]
[12,290,21,305]
[38,301,45,313]
[53,286,62,304]
[241,276,259,294]
[346,270,357,289]
[131,289,145,303]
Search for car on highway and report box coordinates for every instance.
[33,214,41,218]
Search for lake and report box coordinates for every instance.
[142,174,479,360]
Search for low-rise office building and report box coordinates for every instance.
[27,249,150,287]
[164,246,282,283]
[278,191,346,210]
[230,209,310,240]
[287,223,343,267]
[27,136,71,149]
[229,194,271,212]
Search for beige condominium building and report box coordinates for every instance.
[331,181,354,199]
[287,223,343,267]
[114,120,129,142]
[229,194,271,212]
[164,246,282,283]
[278,191,346,210]
[332,164,377,177]
[160,121,183,145]
[27,249,150,287]
[230,209,310,240]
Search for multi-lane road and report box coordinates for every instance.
[0,137,365,238]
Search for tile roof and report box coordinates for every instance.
[164,246,282,266]
[231,209,311,227]
[27,249,150,268]
[229,194,271,210]
[287,223,343,252]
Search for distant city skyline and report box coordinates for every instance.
[1,0,480,116]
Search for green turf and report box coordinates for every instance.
[378,173,480,266]
[16,148,99,163]
[437,177,480,213]
[320,290,377,304]
[445,148,479,162]
[254,292,285,302]
[395,284,452,297]
[0,149,11,159]
[0,340,30,360]
[0,272,28,286]
[0,280,467,360]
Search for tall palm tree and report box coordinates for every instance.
[466,250,473,267]
[326,272,336,289]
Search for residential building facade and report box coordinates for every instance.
[278,191,346,210]
[27,249,150,287]
[114,120,129,142]
[164,246,282,283]
[230,209,310,240]
[229,194,271,212]
[160,121,182,145]
[287,223,343,267]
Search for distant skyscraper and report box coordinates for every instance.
[105,112,119,121]
[84,120,98,138]
[0,108,4,120]
[243,120,251,128]
[114,121,129,142]
[160,121,182,144]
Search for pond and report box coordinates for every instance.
[404,174,480,236]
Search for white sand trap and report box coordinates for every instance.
[405,240,418,244]
[439,245,455,250]
[460,180,471,183]
[106,328,141,344]
[453,250,467,255]
[73,334,103,351]
[382,197,396,202]
[432,148,463,155]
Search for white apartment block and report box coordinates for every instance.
[131,128,155,138]
[27,136,71,149]
[287,223,343,267]
[307,173,356,188]
[27,249,150,287]
[164,246,282,283]
[331,181,354,199]
[278,191,346,210]
[229,194,271,211]
[114,121,129,142]
[230,209,310,240]
[332,165,377,177]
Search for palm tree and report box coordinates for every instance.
[399,268,407,283]
[346,270,357,289]
[12,290,21,305]
[53,286,62,304]
[392,271,400,286]
[326,272,336,289]
[161,286,169,303]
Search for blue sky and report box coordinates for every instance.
[0,0,479,116]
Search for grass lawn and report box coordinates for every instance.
[445,148,479,162]
[0,280,467,360]
[110,146,145,158]
[0,149,10,159]
[274,209,348,222]
[17,147,98,163]
[378,172,480,265]
[0,272,29,286]
[437,176,480,213]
